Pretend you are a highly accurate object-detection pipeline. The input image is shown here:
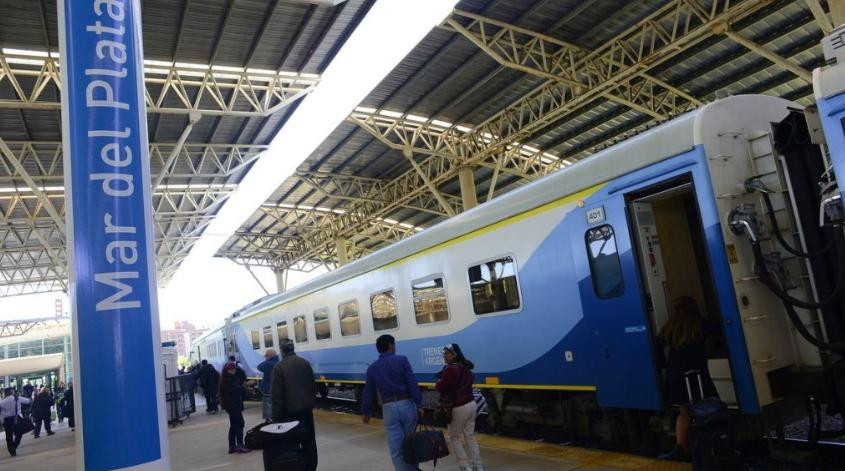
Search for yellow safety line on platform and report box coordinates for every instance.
[315,378,596,392]
[313,409,690,471]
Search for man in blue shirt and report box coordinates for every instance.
[362,335,422,471]
[257,348,279,421]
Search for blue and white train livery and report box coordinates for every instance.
[194,94,845,445]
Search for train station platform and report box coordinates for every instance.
[0,402,689,470]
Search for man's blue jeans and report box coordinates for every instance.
[261,393,272,420]
[382,399,418,471]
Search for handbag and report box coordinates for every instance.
[244,420,303,450]
[13,398,34,435]
[434,365,465,424]
[402,423,449,466]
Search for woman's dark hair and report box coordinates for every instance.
[444,343,473,369]
[660,296,704,349]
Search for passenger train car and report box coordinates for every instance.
[193,94,845,447]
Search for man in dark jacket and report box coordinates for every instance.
[199,360,219,413]
[267,339,317,471]
[257,348,279,421]
[31,387,55,438]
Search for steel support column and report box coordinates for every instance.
[458,166,477,211]
[274,268,288,293]
[832,0,845,28]
[335,237,348,266]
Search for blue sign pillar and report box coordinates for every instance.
[58,0,170,469]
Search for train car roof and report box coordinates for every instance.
[227,94,794,322]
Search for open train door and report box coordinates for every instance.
[571,193,663,410]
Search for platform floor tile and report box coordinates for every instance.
[1,401,689,470]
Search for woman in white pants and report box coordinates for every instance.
[436,344,484,471]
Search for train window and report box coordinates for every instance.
[585,224,624,298]
[294,315,308,343]
[412,276,449,325]
[263,326,273,348]
[371,290,398,331]
[277,320,288,342]
[468,256,521,315]
[339,300,361,336]
[314,308,331,340]
[251,330,260,350]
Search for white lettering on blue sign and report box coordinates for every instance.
[59,0,167,468]
[421,347,444,367]
[586,206,605,225]
[79,0,142,312]
[624,325,647,333]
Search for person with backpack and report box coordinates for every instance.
[31,387,55,438]
[436,343,484,471]
[219,361,251,454]
[1,388,32,456]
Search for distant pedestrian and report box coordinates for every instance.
[1,388,32,456]
[436,343,483,471]
[362,335,423,471]
[266,339,317,471]
[63,384,75,431]
[219,362,250,454]
[199,360,220,414]
[31,387,55,438]
[257,348,279,421]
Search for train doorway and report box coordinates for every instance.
[627,178,738,406]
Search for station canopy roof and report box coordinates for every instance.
[0,0,830,296]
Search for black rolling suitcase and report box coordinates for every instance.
[245,420,307,471]
[263,446,306,471]
[684,370,739,471]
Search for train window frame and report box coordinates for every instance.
[411,274,451,326]
[585,224,625,299]
[313,308,332,341]
[276,319,289,344]
[293,314,309,343]
[369,288,400,332]
[263,325,273,348]
[465,254,524,317]
[338,299,362,337]
[251,330,261,350]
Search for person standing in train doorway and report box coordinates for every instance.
[269,339,317,471]
[362,334,423,471]
[436,344,484,471]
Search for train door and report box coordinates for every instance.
[628,180,737,406]
[573,194,663,410]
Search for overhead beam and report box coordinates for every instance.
[720,27,813,83]
[0,51,319,117]
[442,9,703,121]
[272,0,769,270]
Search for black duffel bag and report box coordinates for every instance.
[402,423,449,466]
[13,398,34,435]
[245,420,303,450]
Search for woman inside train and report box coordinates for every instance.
[658,296,719,456]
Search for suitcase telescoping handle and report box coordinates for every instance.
[684,369,705,402]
